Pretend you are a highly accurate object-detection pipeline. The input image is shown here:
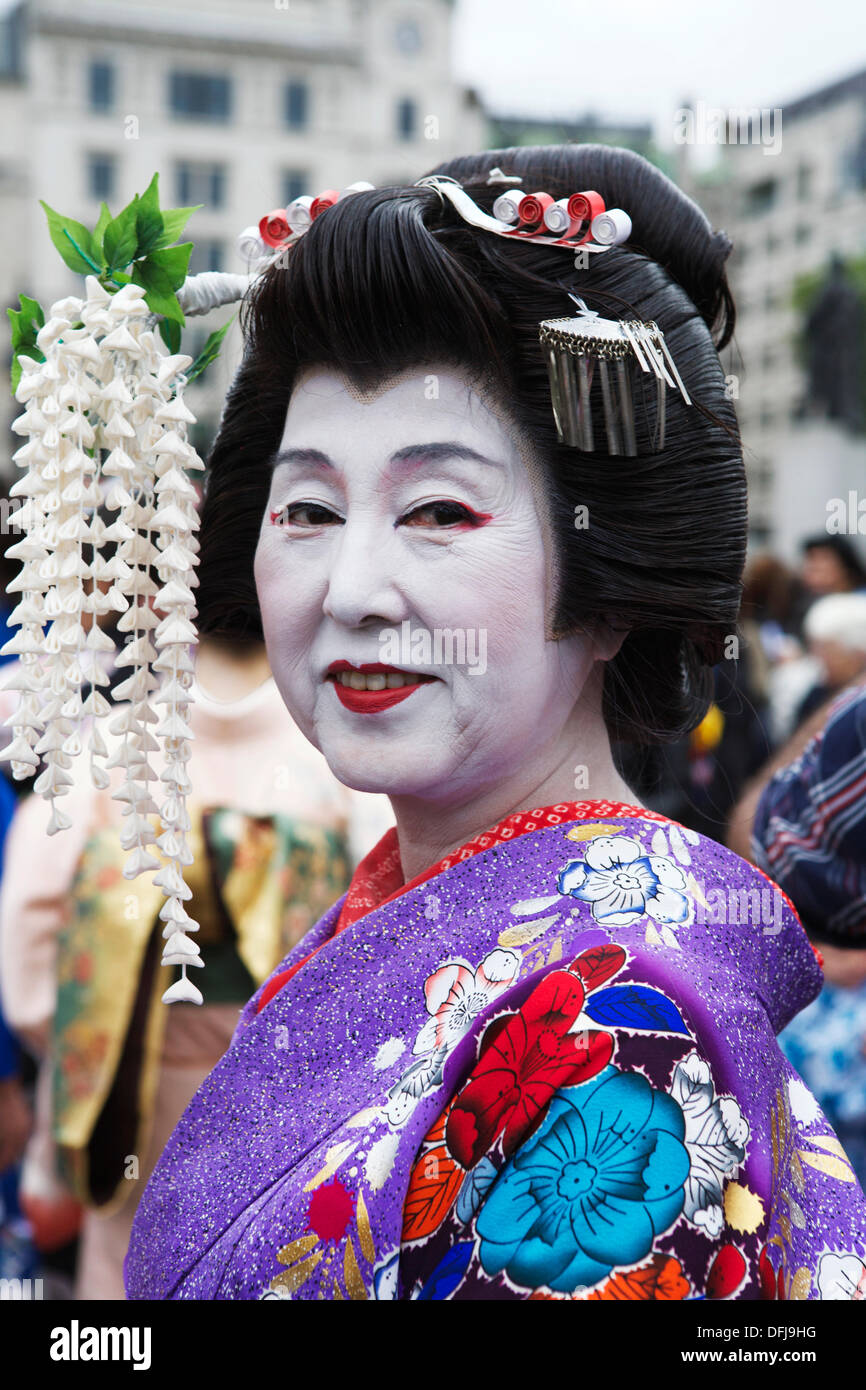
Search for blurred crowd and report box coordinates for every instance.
[1,514,865,1297]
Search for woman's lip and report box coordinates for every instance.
[327,662,416,675]
[332,681,431,714]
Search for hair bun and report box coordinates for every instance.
[428,144,735,349]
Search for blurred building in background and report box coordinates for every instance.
[0,0,485,468]
[696,68,866,554]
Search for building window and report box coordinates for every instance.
[175,161,226,207]
[87,153,115,201]
[745,178,777,216]
[89,60,114,112]
[169,71,231,122]
[189,240,225,275]
[284,80,309,130]
[396,97,417,141]
[795,223,810,244]
[281,170,308,206]
[796,163,812,200]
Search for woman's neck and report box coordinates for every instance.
[389,708,639,882]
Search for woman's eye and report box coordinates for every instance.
[400,501,488,528]
[271,502,341,527]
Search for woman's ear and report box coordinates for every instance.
[591,618,629,663]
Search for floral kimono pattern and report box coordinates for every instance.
[125,804,866,1301]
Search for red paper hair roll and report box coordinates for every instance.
[310,189,340,219]
[590,208,632,246]
[517,191,554,226]
[567,190,605,224]
[258,209,291,247]
[492,189,523,224]
[286,195,314,234]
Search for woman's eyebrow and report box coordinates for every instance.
[271,442,505,474]
[388,443,506,472]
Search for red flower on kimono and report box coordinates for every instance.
[445,969,614,1170]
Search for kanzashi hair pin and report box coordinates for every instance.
[539,296,692,455]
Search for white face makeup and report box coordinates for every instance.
[253,366,602,807]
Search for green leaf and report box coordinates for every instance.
[158,318,182,354]
[185,317,234,384]
[135,172,165,259]
[39,200,99,275]
[143,243,193,290]
[103,196,141,274]
[92,201,113,262]
[130,253,187,324]
[8,296,46,395]
[154,205,201,248]
[18,294,45,330]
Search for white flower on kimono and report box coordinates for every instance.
[669,1050,749,1238]
[372,1250,400,1300]
[412,948,521,1057]
[558,835,693,931]
[816,1251,866,1300]
[385,1052,445,1127]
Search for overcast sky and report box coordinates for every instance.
[453,0,864,148]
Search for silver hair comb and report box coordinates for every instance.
[539,296,692,455]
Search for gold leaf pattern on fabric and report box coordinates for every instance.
[789,1149,805,1193]
[770,1104,779,1179]
[497,914,559,948]
[808,1133,851,1159]
[343,1237,368,1300]
[332,1279,344,1300]
[798,1150,856,1182]
[346,1106,382,1130]
[789,1267,811,1300]
[645,923,664,946]
[778,1214,792,1245]
[723,1181,765,1234]
[356,1190,376,1264]
[271,1248,323,1293]
[564,823,620,841]
[303,1139,358,1192]
[277,1233,318,1265]
[547,937,563,964]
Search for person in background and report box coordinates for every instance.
[729,682,866,1186]
[795,592,866,727]
[0,633,393,1299]
[800,534,866,598]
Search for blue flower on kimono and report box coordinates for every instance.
[558,835,692,930]
[475,1064,690,1293]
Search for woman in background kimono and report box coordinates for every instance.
[125,145,866,1301]
[0,633,391,1298]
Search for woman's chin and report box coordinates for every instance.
[316,741,449,800]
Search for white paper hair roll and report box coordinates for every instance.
[341,181,375,196]
[543,199,573,235]
[237,226,267,264]
[492,189,523,225]
[286,195,314,234]
[590,208,632,246]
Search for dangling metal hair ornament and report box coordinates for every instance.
[540,296,692,455]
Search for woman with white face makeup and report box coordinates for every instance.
[126,146,866,1302]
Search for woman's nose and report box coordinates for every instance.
[321,521,408,629]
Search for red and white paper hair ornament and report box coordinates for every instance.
[419,175,632,253]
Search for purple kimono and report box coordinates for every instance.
[125,808,866,1300]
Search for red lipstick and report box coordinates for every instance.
[326,661,436,714]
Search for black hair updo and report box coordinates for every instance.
[196,144,746,745]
